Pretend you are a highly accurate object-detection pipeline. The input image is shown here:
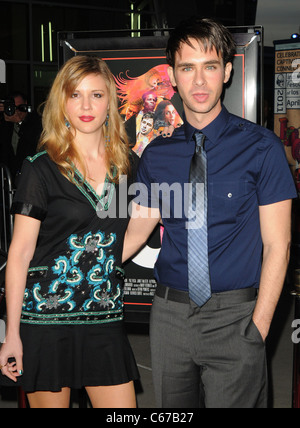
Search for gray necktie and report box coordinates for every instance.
[187,131,211,307]
[12,122,21,155]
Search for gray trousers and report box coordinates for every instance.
[150,286,268,408]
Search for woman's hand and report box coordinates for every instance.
[0,335,23,382]
[0,214,41,383]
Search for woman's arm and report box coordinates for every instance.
[122,203,161,263]
[0,214,41,381]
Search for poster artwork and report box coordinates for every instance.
[113,61,183,312]
[115,64,183,157]
[274,43,300,191]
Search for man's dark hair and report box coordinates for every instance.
[142,90,157,103]
[142,112,155,120]
[166,17,236,68]
[7,91,28,103]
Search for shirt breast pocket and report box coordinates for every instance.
[210,181,248,224]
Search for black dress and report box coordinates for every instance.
[0,150,140,392]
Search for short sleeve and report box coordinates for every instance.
[11,159,48,221]
[257,134,297,206]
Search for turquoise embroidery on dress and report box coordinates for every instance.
[50,256,84,293]
[71,167,116,212]
[30,283,76,312]
[26,150,47,163]
[68,231,116,265]
[22,230,122,321]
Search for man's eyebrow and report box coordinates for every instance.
[204,60,222,65]
[176,59,221,67]
[176,62,194,67]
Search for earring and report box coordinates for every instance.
[105,113,109,128]
[65,118,71,130]
[105,113,110,148]
[105,133,110,149]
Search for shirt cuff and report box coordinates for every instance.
[11,202,47,222]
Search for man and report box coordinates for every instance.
[141,90,158,114]
[123,18,297,408]
[133,112,155,157]
[0,91,42,184]
[123,99,143,122]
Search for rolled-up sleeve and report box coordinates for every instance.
[11,158,48,221]
[257,133,297,206]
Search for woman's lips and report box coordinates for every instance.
[79,116,95,122]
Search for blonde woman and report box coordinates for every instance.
[0,56,139,408]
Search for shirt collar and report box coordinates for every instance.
[184,105,230,146]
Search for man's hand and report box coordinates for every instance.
[253,199,292,341]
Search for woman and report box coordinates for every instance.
[153,100,183,134]
[0,56,139,408]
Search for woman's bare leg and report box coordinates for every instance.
[86,381,136,408]
[27,387,71,408]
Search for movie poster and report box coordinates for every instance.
[274,40,300,192]
[99,49,183,320]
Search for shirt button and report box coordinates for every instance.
[228,193,233,198]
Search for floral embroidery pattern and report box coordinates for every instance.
[22,231,124,324]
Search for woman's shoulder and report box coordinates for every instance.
[22,150,60,183]
[26,150,49,165]
[25,150,58,174]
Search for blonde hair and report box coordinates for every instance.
[38,55,131,183]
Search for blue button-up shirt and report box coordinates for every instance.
[136,106,297,293]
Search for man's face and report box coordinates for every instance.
[143,94,157,112]
[4,95,28,123]
[168,38,232,128]
[125,104,140,121]
[140,117,154,135]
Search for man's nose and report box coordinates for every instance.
[193,68,206,86]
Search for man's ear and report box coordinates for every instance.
[224,62,233,84]
[167,66,176,88]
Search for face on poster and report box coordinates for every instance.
[100,50,183,157]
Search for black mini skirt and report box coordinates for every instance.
[0,321,139,393]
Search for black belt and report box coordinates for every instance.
[156,283,190,303]
[156,283,257,305]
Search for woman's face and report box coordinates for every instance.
[65,73,109,137]
[164,104,176,126]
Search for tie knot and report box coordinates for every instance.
[194,132,205,153]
